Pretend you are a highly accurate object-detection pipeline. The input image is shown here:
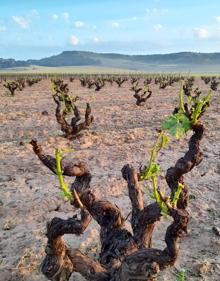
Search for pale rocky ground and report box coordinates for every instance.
[0,77,219,281]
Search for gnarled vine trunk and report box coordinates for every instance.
[53,94,94,139]
[31,123,204,281]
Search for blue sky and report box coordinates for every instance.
[1,0,220,59]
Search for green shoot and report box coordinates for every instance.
[141,133,169,214]
[55,149,73,201]
[172,182,184,208]
[186,95,192,105]
[179,81,185,113]
[152,176,168,214]
[141,132,169,181]
[62,94,75,115]
[141,132,185,213]
[152,176,161,206]
[174,268,186,281]
[191,91,211,125]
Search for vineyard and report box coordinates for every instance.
[0,74,219,281]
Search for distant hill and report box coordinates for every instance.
[1,51,220,72]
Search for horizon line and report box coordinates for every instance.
[1,50,220,61]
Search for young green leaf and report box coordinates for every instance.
[141,163,160,180]
[162,113,191,139]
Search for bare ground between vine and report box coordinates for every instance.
[0,78,219,281]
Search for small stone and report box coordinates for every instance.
[196,261,210,275]
[41,110,49,116]
[125,132,136,142]
[189,194,196,200]
[0,175,14,183]
[3,219,17,230]
[212,226,220,236]
[80,137,93,149]
[6,201,18,208]
[47,137,54,144]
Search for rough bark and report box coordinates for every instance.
[133,91,152,106]
[130,83,152,106]
[69,250,110,281]
[53,94,94,139]
[94,78,105,91]
[114,77,127,87]
[41,209,91,281]
[122,165,161,248]
[165,123,204,209]
[4,81,19,96]
[115,208,189,281]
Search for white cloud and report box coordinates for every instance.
[52,14,59,20]
[215,27,220,36]
[0,25,6,32]
[69,35,79,45]
[109,9,167,23]
[74,21,85,28]
[146,8,168,15]
[93,37,100,43]
[215,16,220,23]
[29,9,39,17]
[193,28,209,39]
[211,27,220,39]
[62,12,69,20]
[154,24,162,32]
[12,16,29,29]
[109,15,145,24]
[111,22,120,28]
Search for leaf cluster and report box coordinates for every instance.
[162,82,211,139]
[51,80,78,115]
